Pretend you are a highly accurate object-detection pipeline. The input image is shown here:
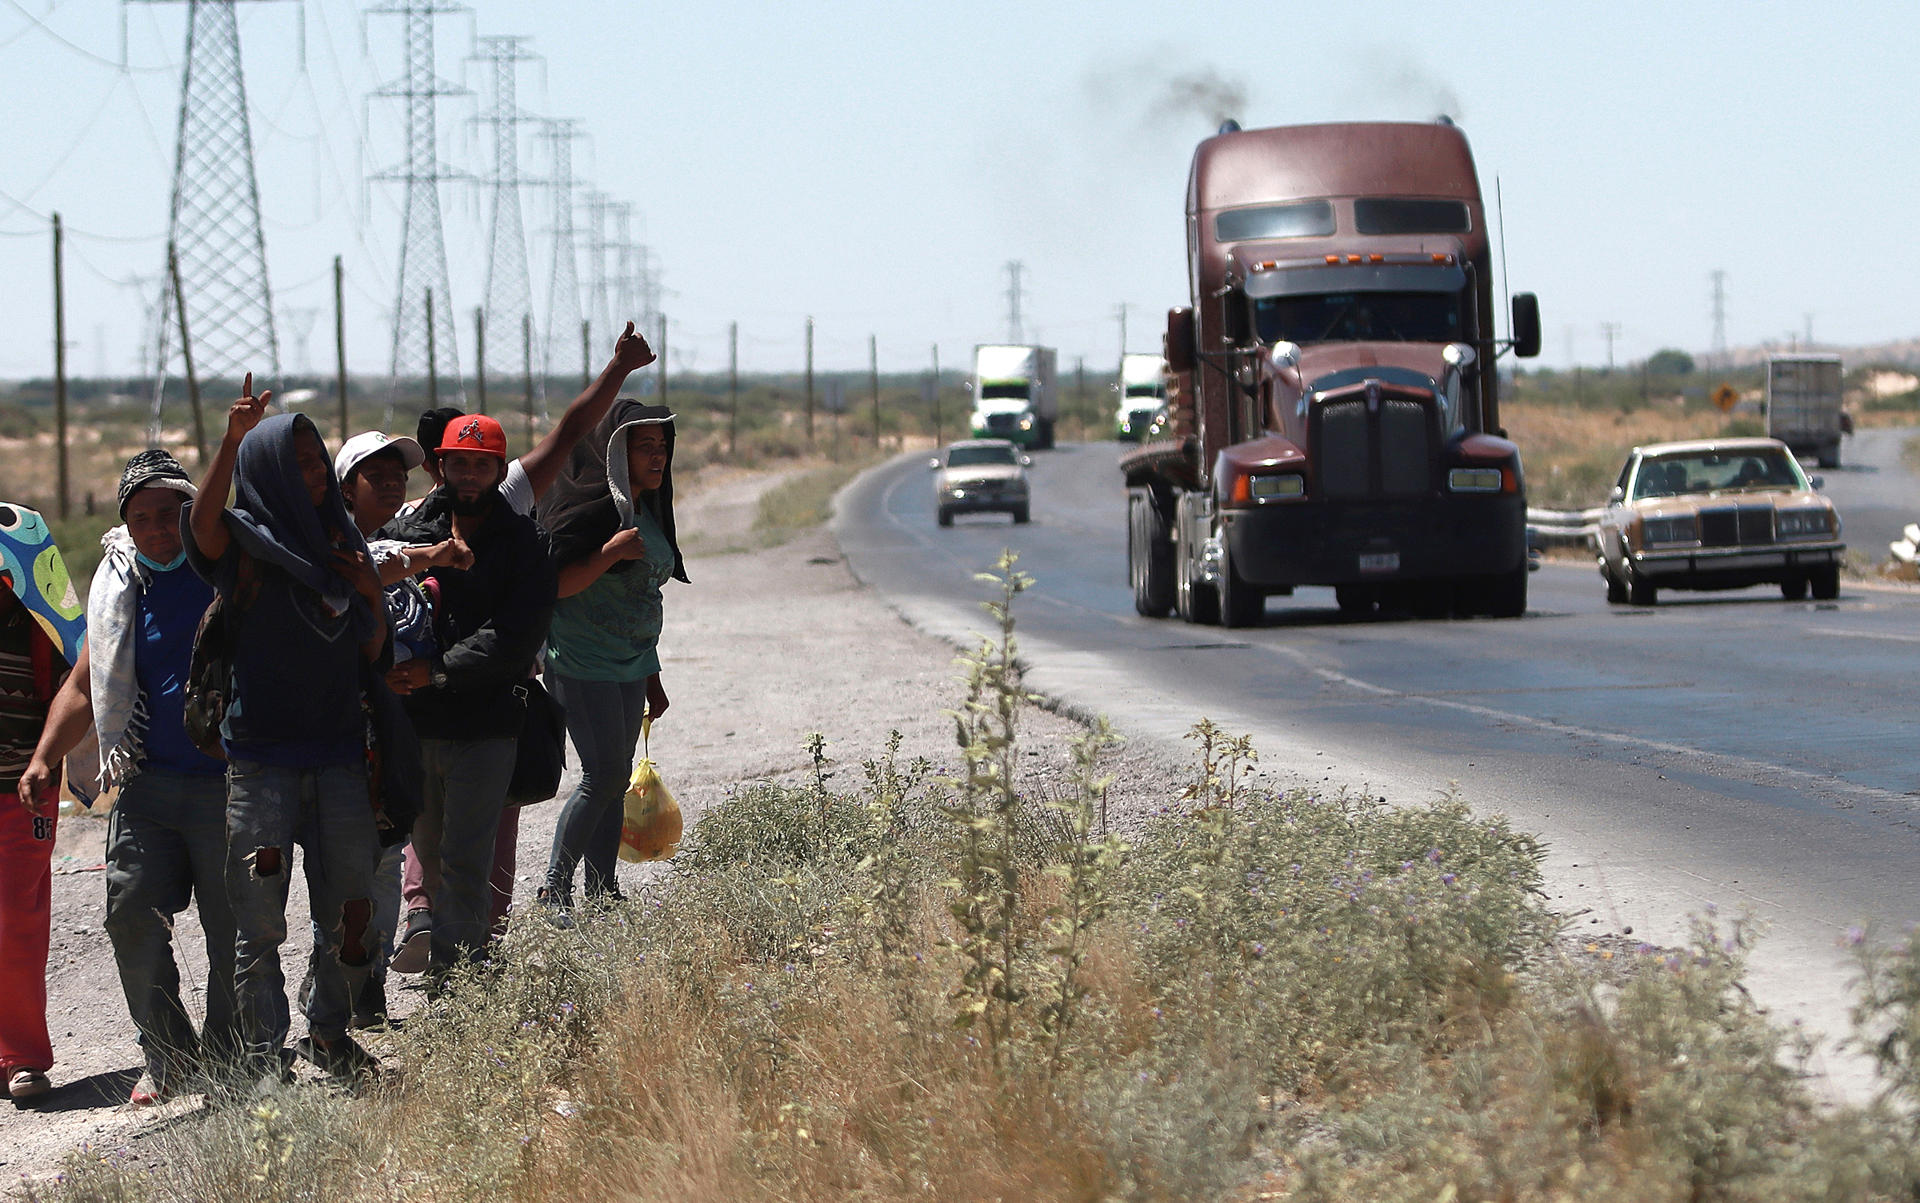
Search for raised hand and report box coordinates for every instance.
[225,371,272,445]
[612,321,656,372]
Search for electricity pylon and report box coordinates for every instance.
[143,0,284,443]
[370,0,467,418]
[472,35,537,394]
[537,119,586,398]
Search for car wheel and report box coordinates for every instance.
[1625,561,1657,607]
[1780,575,1809,601]
[937,506,953,528]
[1129,491,1174,618]
[1810,564,1840,600]
[1604,561,1629,605]
[1011,504,1030,525]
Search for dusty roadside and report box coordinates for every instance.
[4,468,1178,1183]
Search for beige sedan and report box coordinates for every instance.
[1594,437,1844,605]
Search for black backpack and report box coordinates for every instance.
[182,553,259,760]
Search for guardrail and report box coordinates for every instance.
[1526,506,1602,551]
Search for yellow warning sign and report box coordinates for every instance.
[1712,383,1740,413]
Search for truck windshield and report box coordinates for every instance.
[1254,291,1466,345]
[1124,383,1164,398]
[980,383,1029,400]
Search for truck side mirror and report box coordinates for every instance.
[1165,307,1197,374]
[1510,293,1541,359]
[1221,286,1252,347]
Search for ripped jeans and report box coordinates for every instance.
[225,759,378,1071]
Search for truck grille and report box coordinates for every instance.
[983,413,1018,434]
[1698,506,1774,547]
[1314,394,1435,501]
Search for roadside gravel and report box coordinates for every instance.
[5,469,1181,1184]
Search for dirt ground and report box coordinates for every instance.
[4,468,1180,1182]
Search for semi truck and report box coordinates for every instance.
[1120,118,1541,626]
[1114,352,1168,442]
[970,344,1058,449]
[1765,353,1845,469]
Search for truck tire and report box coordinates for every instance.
[1335,584,1374,617]
[1011,503,1030,525]
[1809,564,1840,600]
[1217,541,1264,628]
[937,506,953,528]
[1604,561,1629,605]
[1175,535,1219,625]
[1128,491,1174,617]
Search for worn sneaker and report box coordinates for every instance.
[536,886,574,930]
[294,1034,380,1084]
[6,1069,51,1102]
[389,909,432,974]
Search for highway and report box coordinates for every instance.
[835,430,1920,1097]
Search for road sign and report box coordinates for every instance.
[1712,383,1740,413]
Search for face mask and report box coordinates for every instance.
[136,549,187,573]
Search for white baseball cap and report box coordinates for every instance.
[335,431,426,483]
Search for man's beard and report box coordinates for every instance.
[450,486,498,517]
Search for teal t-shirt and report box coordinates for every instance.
[546,504,673,682]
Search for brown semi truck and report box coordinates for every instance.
[1122,118,1541,626]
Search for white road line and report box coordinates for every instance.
[1807,626,1920,644]
[1259,643,1915,810]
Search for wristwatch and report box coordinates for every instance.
[430,663,449,689]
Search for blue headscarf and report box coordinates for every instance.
[224,413,379,635]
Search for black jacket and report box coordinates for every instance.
[380,488,556,740]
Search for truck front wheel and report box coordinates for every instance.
[1479,563,1529,618]
[1217,541,1264,628]
[1128,491,1174,617]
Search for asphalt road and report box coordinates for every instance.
[836,433,1920,1098]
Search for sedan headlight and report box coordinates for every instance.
[1641,515,1697,545]
[1775,507,1834,537]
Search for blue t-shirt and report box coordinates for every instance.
[546,504,673,683]
[133,564,225,777]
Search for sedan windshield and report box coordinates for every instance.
[1632,450,1805,499]
[947,445,1018,468]
[1254,291,1466,345]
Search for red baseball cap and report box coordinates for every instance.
[437,414,508,459]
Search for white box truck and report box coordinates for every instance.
[970,344,1058,449]
[1114,352,1167,442]
[1766,353,1845,469]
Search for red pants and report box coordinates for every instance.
[0,801,54,1075]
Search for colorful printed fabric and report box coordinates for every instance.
[0,502,84,665]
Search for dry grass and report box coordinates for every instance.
[1504,400,1754,510]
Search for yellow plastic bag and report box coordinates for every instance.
[619,716,682,863]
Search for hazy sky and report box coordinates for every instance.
[1,0,1914,389]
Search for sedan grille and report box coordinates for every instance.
[1698,506,1774,548]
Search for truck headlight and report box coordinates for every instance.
[1641,515,1697,545]
[1019,416,1033,430]
[1248,473,1305,502]
[1447,467,1503,493]
[1775,507,1833,537]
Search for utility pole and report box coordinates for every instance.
[804,316,815,448]
[728,320,738,456]
[1709,270,1728,371]
[579,319,591,388]
[1004,260,1026,344]
[472,306,487,413]
[424,288,438,407]
[870,334,881,445]
[372,0,468,419]
[656,311,667,405]
[522,312,535,452]
[931,342,941,446]
[334,255,348,443]
[1599,322,1621,375]
[53,214,69,519]
[1116,302,1128,361]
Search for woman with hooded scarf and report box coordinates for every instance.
[184,380,391,1089]
[537,399,687,910]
